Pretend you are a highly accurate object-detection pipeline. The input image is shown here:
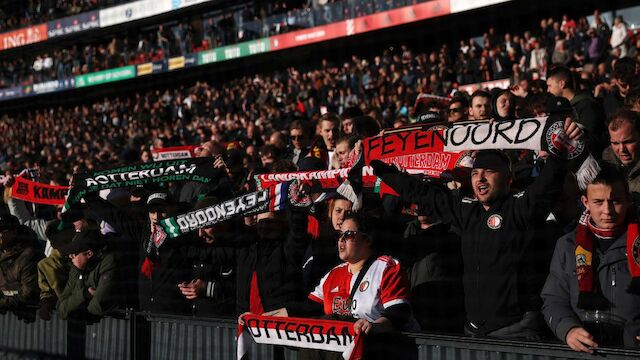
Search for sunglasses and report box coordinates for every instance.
[258,218,278,225]
[337,230,364,242]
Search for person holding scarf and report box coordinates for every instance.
[275,213,419,360]
[370,118,583,339]
[542,165,640,352]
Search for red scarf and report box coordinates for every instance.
[575,212,640,309]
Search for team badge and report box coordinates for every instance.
[545,121,584,160]
[359,281,370,292]
[487,214,502,229]
[288,179,312,208]
[632,236,640,267]
[454,151,474,168]
[152,227,167,247]
[575,245,593,280]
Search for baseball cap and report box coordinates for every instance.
[473,150,511,174]
[61,229,102,256]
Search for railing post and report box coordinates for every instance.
[131,311,151,360]
[66,318,87,360]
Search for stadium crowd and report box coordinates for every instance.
[1,6,640,358]
[0,0,314,36]
[0,0,427,89]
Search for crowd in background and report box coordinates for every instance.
[0,0,127,33]
[1,10,637,176]
[1,5,640,357]
[0,0,430,89]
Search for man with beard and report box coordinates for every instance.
[603,109,640,198]
[371,119,582,338]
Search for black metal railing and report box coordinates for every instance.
[1,310,639,360]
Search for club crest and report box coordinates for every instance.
[487,214,503,229]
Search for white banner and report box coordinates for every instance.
[99,0,172,28]
[444,117,548,152]
[450,0,513,14]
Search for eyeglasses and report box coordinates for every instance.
[337,230,364,243]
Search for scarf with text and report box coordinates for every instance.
[575,211,640,309]
[237,314,363,360]
[158,181,306,239]
[255,116,591,196]
[11,177,69,206]
[64,157,219,212]
[151,145,198,161]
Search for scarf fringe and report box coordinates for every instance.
[575,154,601,191]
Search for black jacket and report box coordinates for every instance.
[207,209,309,315]
[541,229,640,348]
[301,221,340,293]
[570,93,608,158]
[377,156,567,334]
[186,239,237,317]
[88,197,193,314]
[0,226,42,312]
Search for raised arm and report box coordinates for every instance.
[371,160,463,229]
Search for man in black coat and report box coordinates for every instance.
[371,119,581,338]
[205,208,309,318]
[87,191,193,314]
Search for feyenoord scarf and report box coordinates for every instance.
[11,177,69,206]
[576,211,640,309]
[64,157,219,212]
[237,314,363,360]
[151,145,198,161]
[158,181,306,238]
[255,116,591,193]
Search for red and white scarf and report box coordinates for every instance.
[575,211,640,309]
[237,314,364,360]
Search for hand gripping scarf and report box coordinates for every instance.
[237,314,364,360]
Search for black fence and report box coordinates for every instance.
[1,311,639,360]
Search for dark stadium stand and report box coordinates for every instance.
[1,0,640,359]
